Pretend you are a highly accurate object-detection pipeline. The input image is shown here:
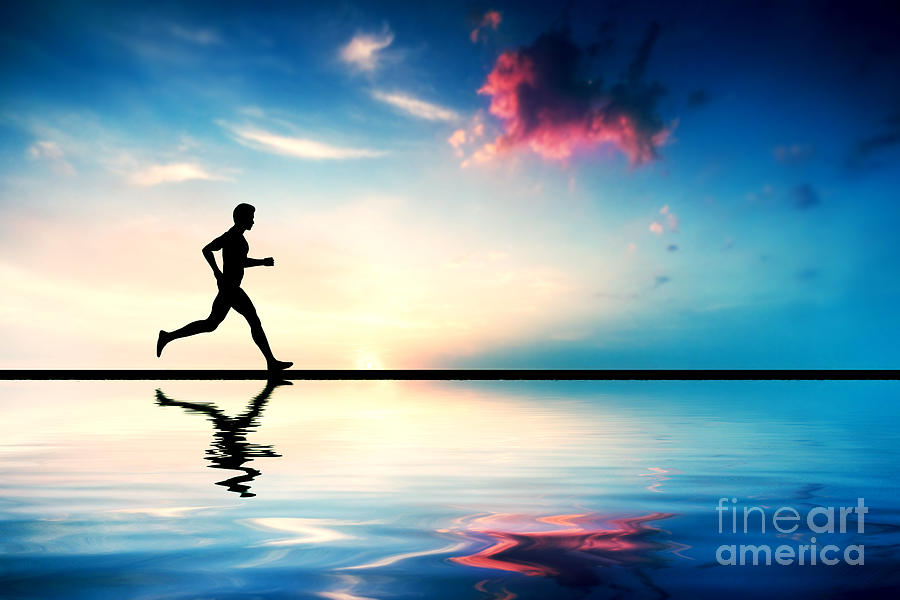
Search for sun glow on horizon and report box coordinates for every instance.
[355,351,384,370]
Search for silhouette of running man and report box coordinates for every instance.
[157,203,292,370]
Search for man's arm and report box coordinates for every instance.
[203,235,226,280]
[244,257,275,267]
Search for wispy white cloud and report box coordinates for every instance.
[11,112,240,187]
[27,140,64,161]
[168,24,222,46]
[27,140,75,175]
[371,91,460,122]
[240,106,265,119]
[228,126,384,160]
[340,30,394,71]
[130,162,229,186]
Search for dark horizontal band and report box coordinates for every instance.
[1,369,898,381]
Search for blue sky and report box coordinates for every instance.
[1,0,898,368]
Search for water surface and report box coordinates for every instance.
[2,380,898,598]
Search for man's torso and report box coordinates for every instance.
[220,228,249,286]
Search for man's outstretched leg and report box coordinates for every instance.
[158,293,230,357]
[232,288,292,370]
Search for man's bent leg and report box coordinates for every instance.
[158,291,231,356]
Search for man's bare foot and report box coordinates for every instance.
[156,330,169,357]
[267,359,293,371]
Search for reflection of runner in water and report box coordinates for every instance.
[157,203,292,370]
[155,379,290,497]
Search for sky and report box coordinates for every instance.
[1,0,898,369]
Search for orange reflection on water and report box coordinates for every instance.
[448,511,676,590]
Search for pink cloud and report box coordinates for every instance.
[447,116,490,164]
[448,129,467,148]
[660,205,679,232]
[648,206,679,236]
[471,10,502,43]
[461,142,498,168]
[448,129,467,158]
[483,10,502,29]
[474,26,670,165]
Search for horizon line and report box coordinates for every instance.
[1,369,898,381]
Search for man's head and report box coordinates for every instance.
[233,203,255,230]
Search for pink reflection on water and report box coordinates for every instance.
[447,511,679,592]
[474,579,516,600]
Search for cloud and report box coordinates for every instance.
[745,185,774,203]
[228,126,384,160]
[659,204,679,231]
[27,140,75,175]
[448,129,468,157]
[340,30,394,71]
[371,91,460,122]
[774,143,815,165]
[461,142,498,168]
[471,10,502,43]
[650,205,678,234]
[473,23,670,164]
[686,89,710,109]
[168,24,222,46]
[446,116,492,164]
[795,267,820,282]
[848,111,900,169]
[856,131,900,157]
[240,106,265,119]
[16,114,234,184]
[18,115,238,186]
[448,129,467,148]
[792,184,820,209]
[130,163,229,186]
[27,140,64,161]
[667,244,678,252]
[653,275,670,289]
